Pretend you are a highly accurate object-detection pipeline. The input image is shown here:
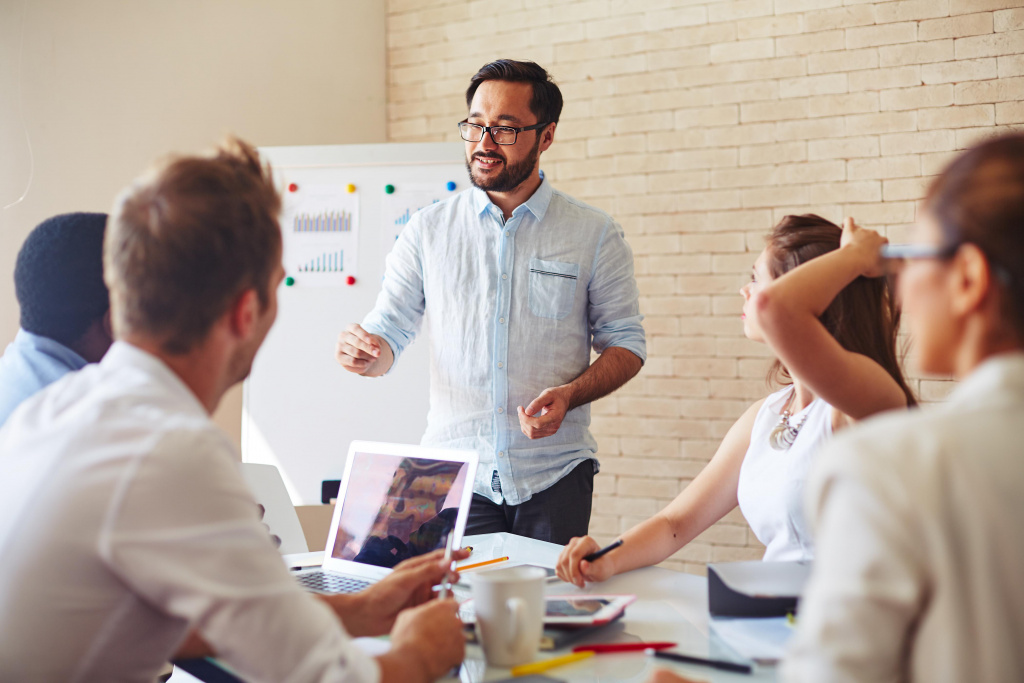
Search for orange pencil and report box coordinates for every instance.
[458,556,510,572]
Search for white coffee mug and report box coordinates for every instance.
[470,565,547,667]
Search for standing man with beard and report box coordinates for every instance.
[337,60,646,544]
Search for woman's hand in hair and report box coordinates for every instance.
[840,217,888,278]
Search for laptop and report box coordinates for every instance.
[293,440,478,594]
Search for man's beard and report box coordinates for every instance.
[466,136,541,193]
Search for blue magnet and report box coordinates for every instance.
[446,181,457,191]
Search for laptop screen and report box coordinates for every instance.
[329,450,470,568]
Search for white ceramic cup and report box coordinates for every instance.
[470,565,547,667]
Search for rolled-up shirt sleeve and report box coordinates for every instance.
[99,430,380,683]
[361,218,426,370]
[587,219,646,363]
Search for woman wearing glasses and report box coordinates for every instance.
[556,212,915,586]
[778,134,1024,682]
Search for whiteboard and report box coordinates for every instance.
[243,142,467,504]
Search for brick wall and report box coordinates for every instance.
[385,0,1024,574]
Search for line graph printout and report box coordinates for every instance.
[282,184,359,286]
[381,185,453,264]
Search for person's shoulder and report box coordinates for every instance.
[821,406,947,484]
[15,359,222,453]
[0,335,51,392]
[739,395,769,422]
[0,350,38,426]
[548,186,614,226]
[401,191,476,246]
[3,360,102,430]
[147,420,237,475]
[414,189,474,223]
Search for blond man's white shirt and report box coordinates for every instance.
[0,342,379,683]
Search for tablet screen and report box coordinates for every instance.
[517,564,557,579]
[545,598,612,618]
[459,594,633,625]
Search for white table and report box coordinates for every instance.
[450,533,777,683]
[176,533,778,683]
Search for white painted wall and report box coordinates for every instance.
[0,0,386,444]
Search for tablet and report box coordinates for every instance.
[517,564,562,583]
[455,563,561,586]
[460,594,635,626]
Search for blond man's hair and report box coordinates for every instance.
[106,137,282,353]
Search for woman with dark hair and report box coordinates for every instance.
[556,214,914,586]
[780,133,1024,682]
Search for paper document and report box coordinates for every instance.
[281,184,360,286]
[709,617,794,663]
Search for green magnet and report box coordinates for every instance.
[385,184,395,194]
[285,276,295,287]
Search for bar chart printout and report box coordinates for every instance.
[392,206,427,228]
[281,183,360,287]
[293,210,354,233]
[297,250,344,273]
[382,185,453,265]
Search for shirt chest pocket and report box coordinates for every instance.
[528,258,579,320]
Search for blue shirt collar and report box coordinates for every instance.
[14,329,88,371]
[470,170,552,223]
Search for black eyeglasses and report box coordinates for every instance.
[458,120,548,146]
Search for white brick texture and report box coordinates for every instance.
[386,0,1024,575]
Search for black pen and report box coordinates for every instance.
[646,648,753,675]
[582,538,623,563]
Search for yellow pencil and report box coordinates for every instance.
[511,651,594,677]
[457,556,510,572]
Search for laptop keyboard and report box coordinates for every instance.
[296,570,371,595]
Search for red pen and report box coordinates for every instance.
[573,642,677,654]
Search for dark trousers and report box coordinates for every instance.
[464,461,594,545]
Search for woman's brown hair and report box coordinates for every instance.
[924,132,1024,342]
[764,214,916,407]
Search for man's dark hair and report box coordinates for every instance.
[15,212,109,346]
[466,59,563,125]
[105,137,282,354]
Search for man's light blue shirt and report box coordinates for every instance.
[0,329,87,429]
[363,175,646,505]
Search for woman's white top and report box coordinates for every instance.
[783,352,1024,683]
[737,385,832,562]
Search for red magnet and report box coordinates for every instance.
[288,183,298,192]
[346,276,356,286]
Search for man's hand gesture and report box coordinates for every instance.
[517,385,573,439]
[335,324,393,377]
